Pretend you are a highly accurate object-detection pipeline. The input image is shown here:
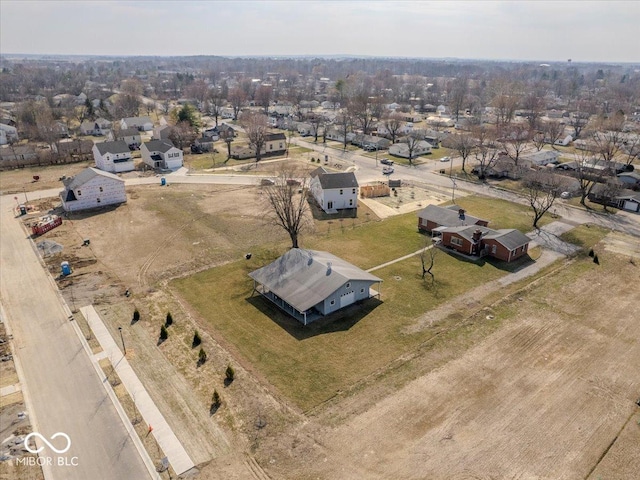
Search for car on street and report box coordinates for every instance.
[380,158,394,165]
[560,191,571,199]
[440,156,451,162]
[382,166,394,175]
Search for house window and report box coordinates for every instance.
[97,198,101,203]
[99,187,103,192]
[77,190,82,196]
[330,300,335,306]
[451,237,463,246]
[352,188,356,194]
[327,201,333,209]
[492,245,497,254]
[360,288,365,293]
[346,282,351,289]
[349,199,353,206]
[279,143,283,148]
[340,189,343,195]
[270,144,273,150]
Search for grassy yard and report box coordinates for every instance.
[560,223,610,254]
[451,195,551,232]
[171,202,538,411]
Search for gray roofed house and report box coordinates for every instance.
[94,140,130,156]
[249,249,382,325]
[418,204,488,232]
[310,167,359,214]
[483,229,531,251]
[60,167,126,212]
[438,224,531,263]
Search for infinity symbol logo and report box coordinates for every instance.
[24,432,72,454]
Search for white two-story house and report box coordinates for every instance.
[60,167,126,212]
[120,116,153,131]
[140,140,183,170]
[310,167,359,214]
[0,123,19,145]
[92,140,135,173]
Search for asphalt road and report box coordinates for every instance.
[0,195,152,480]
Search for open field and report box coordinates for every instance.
[8,160,639,480]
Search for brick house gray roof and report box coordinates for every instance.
[483,229,531,250]
[418,204,486,227]
[94,140,130,155]
[249,249,381,313]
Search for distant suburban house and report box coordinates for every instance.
[0,144,38,164]
[310,167,359,213]
[554,134,573,147]
[153,124,172,141]
[473,155,532,180]
[352,134,391,150]
[588,186,640,213]
[54,139,94,160]
[389,140,432,159]
[263,132,287,156]
[438,225,531,263]
[417,204,488,233]
[0,123,19,144]
[522,150,561,166]
[140,140,183,170]
[120,116,153,131]
[92,140,135,173]
[111,127,141,148]
[60,167,126,212]
[617,172,640,189]
[326,127,356,144]
[79,118,111,136]
[248,249,382,325]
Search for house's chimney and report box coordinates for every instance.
[472,229,483,242]
[327,261,332,274]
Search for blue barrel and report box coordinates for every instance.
[61,261,71,276]
[160,177,166,186]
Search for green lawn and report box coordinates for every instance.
[171,200,539,411]
[452,195,551,232]
[560,224,610,254]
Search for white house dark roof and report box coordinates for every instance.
[143,139,175,153]
[265,132,286,141]
[418,204,486,227]
[249,249,381,312]
[94,140,130,155]
[121,116,152,126]
[117,128,140,137]
[62,167,123,190]
[311,167,359,189]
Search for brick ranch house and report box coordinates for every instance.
[438,225,531,263]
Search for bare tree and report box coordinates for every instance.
[532,131,546,151]
[522,90,545,131]
[448,76,468,122]
[404,131,424,166]
[419,238,439,284]
[240,111,270,162]
[598,178,624,212]
[262,166,310,249]
[523,170,561,228]
[543,120,565,150]
[349,91,375,135]
[568,112,589,140]
[168,121,197,150]
[449,133,476,172]
[254,85,273,114]
[228,87,247,120]
[208,89,224,126]
[499,124,530,166]
[335,112,352,151]
[472,126,500,179]
[382,112,405,144]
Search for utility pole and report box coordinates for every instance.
[118,326,126,356]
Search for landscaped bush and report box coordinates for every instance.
[165,312,173,326]
[225,365,235,384]
[160,324,168,340]
[192,330,202,348]
[132,309,140,322]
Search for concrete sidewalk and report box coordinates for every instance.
[80,305,195,476]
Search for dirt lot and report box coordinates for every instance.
[4,163,640,479]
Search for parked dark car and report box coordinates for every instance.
[380,158,394,165]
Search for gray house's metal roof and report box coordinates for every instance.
[249,249,381,312]
[143,139,175,153]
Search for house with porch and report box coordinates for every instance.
[140,140,183,170]
[111,127,141,149]
[310,167,359,214]
[438,225,531,263]
[79,118,111,136]
[249,249,382,325]
[92,140,134,173]
[59,167,126,212]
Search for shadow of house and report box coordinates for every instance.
[248,249,382,326]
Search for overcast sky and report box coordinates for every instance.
[1,0,638,63]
